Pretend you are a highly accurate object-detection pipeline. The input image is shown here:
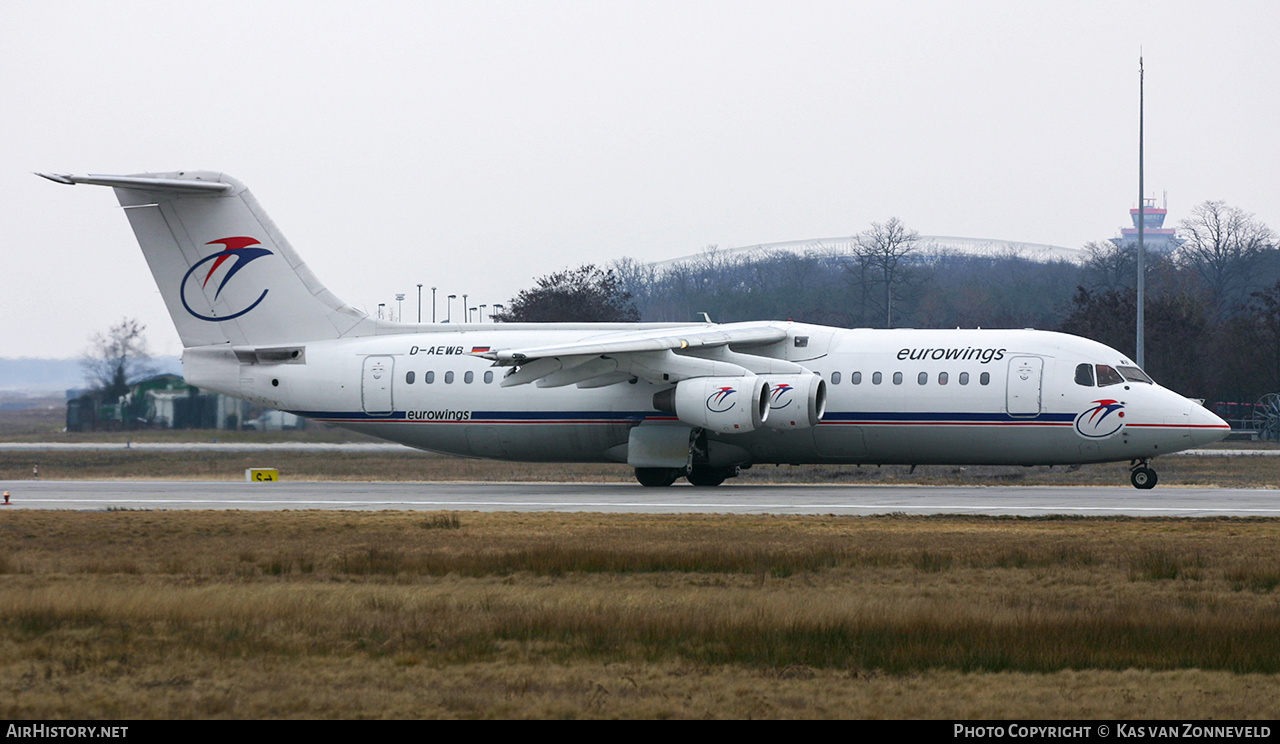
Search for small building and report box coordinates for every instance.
[66,374,303,431]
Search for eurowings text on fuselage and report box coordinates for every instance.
[39,171,1230,488]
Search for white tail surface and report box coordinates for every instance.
[42,171,373,347]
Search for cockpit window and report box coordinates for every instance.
[1075,363,1095,386]
[1117,366,1153,384]
[1095,365,1125,387]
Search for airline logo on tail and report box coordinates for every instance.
[180,237,274,321]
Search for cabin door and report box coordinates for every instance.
[1005,356,1042,416]
[361,355,395,416]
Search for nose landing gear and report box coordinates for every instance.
[1130,459,1158,489]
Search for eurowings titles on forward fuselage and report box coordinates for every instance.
[39,171,1231,488]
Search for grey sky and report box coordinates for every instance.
[4,1,1278,359]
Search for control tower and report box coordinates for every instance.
[1112,195,1185,253]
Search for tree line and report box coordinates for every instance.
[498,200,1280,405]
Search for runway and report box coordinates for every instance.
[2,480,1277,516]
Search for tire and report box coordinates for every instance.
[686,467,728,487]
[635,467,680,487]
[1130,467,1158,490]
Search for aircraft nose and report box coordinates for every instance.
[1186,401,1231,447]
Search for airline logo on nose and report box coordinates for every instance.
[180,237,274,321]
[1074,399,1125,439]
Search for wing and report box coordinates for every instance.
[476,321,811,388]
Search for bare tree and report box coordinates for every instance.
[1082,241,1137,292]
[1177,201,1276,315]
[610,256,659,316]
[81,317,156,402]
[853,217,920,328]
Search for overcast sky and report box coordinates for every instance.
[4,0,1278,359]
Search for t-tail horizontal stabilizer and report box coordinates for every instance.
[39,170,373,348]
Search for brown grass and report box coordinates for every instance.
[2,511,1280,718]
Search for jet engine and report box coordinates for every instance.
[652,376,770,434]
[760,373,827,429]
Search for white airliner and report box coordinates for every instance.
[40,171,1231,488]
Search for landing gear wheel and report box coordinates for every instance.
[635,468,681,487]
[686,466,730,487]
[1130,467,1158,490]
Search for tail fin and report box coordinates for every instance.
[38,171,373,348]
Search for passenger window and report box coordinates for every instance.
[405,371,416,384]
[959,372,969,385]
[484,371,494,384]
[1075,363,1095,386]
[852,372,861,384]
[445,371,455,384]
[893,372,903,385]
[426,371,435,384]
[938,372,948,385]
[872,372,882,385]
[918,372,928,385]
[1096,365,1124,386]
[980,372,990,385]
[831,371,841,385]
[464,371,474,384]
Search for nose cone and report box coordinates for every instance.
[1186,401,1232,447]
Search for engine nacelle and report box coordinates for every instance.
[652,376,770,434]
[761,373,827,429]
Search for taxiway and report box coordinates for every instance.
[1,480,1276,517]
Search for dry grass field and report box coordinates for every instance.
[3,510,1280,719]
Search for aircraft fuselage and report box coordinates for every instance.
[184,324,1226,468]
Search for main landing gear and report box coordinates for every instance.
[1130,459,1158,490]
[634,465,739,487]
[634,429,741,487]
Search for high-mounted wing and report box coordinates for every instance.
[475,321,798,388]
[477,322,786,366]
[476,320,828,433]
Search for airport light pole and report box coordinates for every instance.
[447,294,455,323]
[479,304,487,322]
[431,286,437,323]
[463,294,468,323]
[416,284,423,323]
[493,303,504,322]
[396,293,405,323]
[378,303,385,320]
[1136,56,1146,369]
